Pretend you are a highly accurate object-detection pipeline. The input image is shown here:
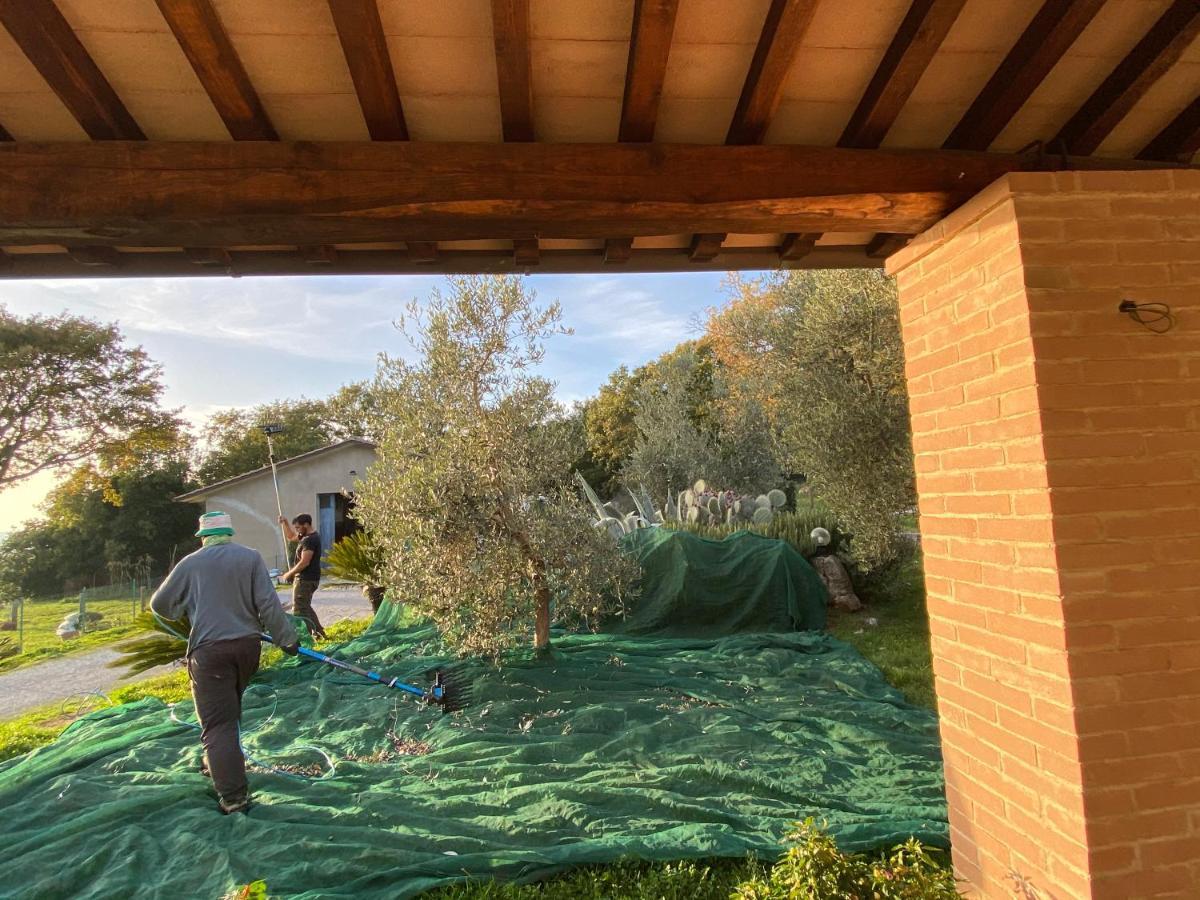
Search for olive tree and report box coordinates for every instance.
[354,276,637,655]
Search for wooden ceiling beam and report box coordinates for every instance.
[726,0,818,145]
[840,0,968,149]
[513,238,540,266]
[779,233,817,261]
[491,0,534,141]
[865,233,911,258]
[0,0,144,140]
[300,245,338,265]
[0,141,1182,247]
[1139,95,1200,163]
[689,233,726,261]
[603,238,634,264]
[943,0,1105,151]
[67,246,121,267]
[184,247,231,267]
[618,0,680,142]
[1055,1,1200,156]
[407,241,438,263]
[328,0,408,141]
[155,0,276,141]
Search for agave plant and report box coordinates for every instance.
[324,530,388,613]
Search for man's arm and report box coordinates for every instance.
[280,547,314,583]
[251,557,299,649]
[149,562,189,620]
[278,516,297,541]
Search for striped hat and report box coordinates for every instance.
[195,511,235,537]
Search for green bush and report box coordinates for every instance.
[732,819,960,899]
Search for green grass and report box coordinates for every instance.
[828,553,935,710]
[0,597,148,673]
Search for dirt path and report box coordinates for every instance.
[0,588,373,720]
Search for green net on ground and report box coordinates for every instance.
[617,528,828,635]
[0,596,945,899]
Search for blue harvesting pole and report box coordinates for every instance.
[259,633,438,702]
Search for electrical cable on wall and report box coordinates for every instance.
[1119,299,1175,334]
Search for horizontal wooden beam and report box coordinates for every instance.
[865,233,911,258]
[184,246,231,267]
[0,0,145,140]
[0,245,886,279]
[407,241,438,263]
[0,141,1184,248]
[300,244,338,265]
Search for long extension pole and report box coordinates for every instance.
[264,431,290,573]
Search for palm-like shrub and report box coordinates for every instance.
[324,530,388,612]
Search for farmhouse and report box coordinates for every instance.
[176,439,376,571]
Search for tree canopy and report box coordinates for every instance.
[354,275,637,654]
[0,308,174,489]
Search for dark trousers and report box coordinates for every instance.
[292,579,326,638]
[187,636,261,803]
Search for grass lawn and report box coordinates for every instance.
[1,563,939,898]
[0,597,148,674]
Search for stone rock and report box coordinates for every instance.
[812,554,863,612]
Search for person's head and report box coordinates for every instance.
[292,513,313,536]
[195,511,235,540]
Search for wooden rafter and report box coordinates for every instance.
[68,246,121,267]
[155,0,276,141]
[0,141,1180,248]
[604,238,633,264]
[491,0,534,141]
[726,0,818,145]
[407,241,438,263]
[840,0,967,149]
[865,233,911,258]
[943,0,1105,151]
[184,247,232,267]
[779,233,817,261]
[513,238,539,266]
[618,0,680,142]
[689,233,727,261]
[1139,95,1200,162]
[301,245,338,266]
[0,0,144,140]
[328,0,408,141]
[1055,1,1200,155]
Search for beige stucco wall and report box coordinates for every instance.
[185,444,377,570]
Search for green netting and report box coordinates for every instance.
[0,594,945,899]
[617,528,828,635]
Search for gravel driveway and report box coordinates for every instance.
[0,587,374,720]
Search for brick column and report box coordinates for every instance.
[887,170,1200,899]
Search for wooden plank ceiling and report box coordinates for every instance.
[0,0,1196,279]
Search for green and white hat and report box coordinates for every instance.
[195,511,235,537]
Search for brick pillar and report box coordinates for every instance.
[887,170,1200,899]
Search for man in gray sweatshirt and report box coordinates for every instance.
[151,510,300,814]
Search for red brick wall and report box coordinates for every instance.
[888,170,1200,899]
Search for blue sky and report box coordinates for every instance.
[0,271,740,529]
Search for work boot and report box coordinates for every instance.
[217,793,251,815]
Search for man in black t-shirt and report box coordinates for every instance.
[278,512,327,639]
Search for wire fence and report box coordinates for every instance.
[0,575,166,664]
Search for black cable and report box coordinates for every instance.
[1118,299,1175,334]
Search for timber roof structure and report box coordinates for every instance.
[0,0,1197,278]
